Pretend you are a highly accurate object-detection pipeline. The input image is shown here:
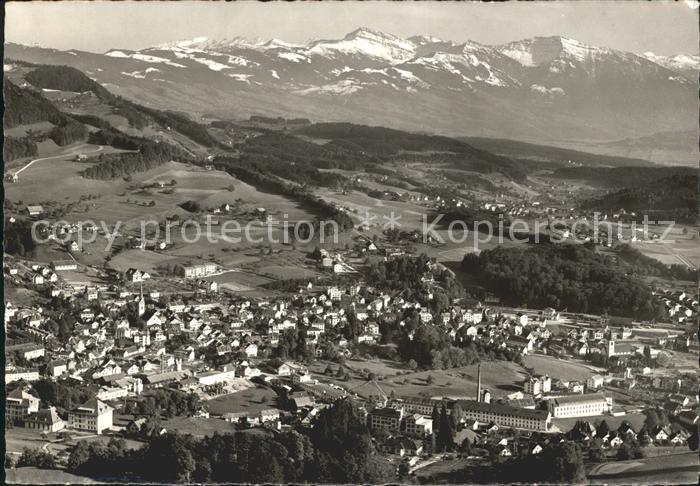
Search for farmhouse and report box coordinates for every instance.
[26,205,44,217]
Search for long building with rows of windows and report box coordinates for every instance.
[458,400,551,431]
[546,393,612,418]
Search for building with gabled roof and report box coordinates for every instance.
[25,407,65,433]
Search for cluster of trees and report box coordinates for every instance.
[66,399,394,484]
[247,115,311,126]
[3,79,87,146]
[457,335,524,364]
[367,254,462,312]
[396,323,479,369]
[241,131,380,175]
[3,136,38,161]
[123,389,200,418]
[3,79,66,128]
[48,119,88,146]
[26,65,107,94]
[582,174,698,224]
[179,200,201,213]
[87,127,145,150]
[553,165,694,188]
[16,448,57,469]
[81,138,188,179]
[4,218,37,256]
[432,404,457,452]
[488,441,587,483]
[462,245,666,320]
[273,328,315,362]
[31,378,94,410]
[70,113,112,129]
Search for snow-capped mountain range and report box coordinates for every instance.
[5,28,698,144]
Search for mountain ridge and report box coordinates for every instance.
[4,29,697,163]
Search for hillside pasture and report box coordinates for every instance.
[522,354,595,382]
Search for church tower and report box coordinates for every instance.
[137,281,146,317]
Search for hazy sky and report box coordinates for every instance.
[5,1,699,56]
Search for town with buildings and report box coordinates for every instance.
[4,239,699,482]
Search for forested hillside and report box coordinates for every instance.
[22,65,218,146]
[461,245,667,319]
[81,128,190,179]
[298,123,527,181]
[463,137,656,168]
[582,174,698,223]
[3,78,66,128]
[3,137,38,161]
[551,166,695,188]
[3,79,88,150]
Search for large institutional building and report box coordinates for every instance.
[68,399,114,434]
[547,393,612,418]
[459,400,551,431]
[6,388,40,423]
[175,263,218,279]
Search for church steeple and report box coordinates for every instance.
[137,281,146,317]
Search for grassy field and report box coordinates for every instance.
[5,428,54,455]
[522,354,596,382]
[311,359,528,400]
[588,451,698,485]
[204,385,279,416]
[161,416,239,437]
[108,249,179,275]
[5,467,96,484]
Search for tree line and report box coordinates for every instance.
[65,399,394,484]
[3,136,38,161]
[81,131,190,180]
